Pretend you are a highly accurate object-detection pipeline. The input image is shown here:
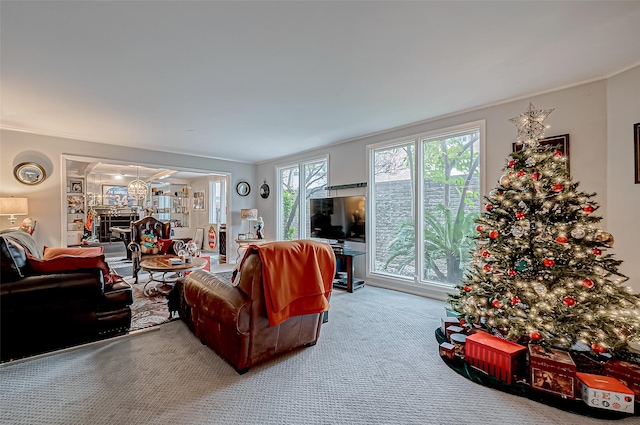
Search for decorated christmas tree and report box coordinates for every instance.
[448,103,640,357]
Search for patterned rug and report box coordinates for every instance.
[128,271,233,331]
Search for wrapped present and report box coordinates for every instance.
[450,333,467,359]
[446,325,465,342]
[576,372,634,414]
[605,360,640,404]
[529,345,577,399]
[440,317,460,334]
[439,342,455,360]
[464,332,527,384]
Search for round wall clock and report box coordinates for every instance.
[14,162,46,185]
[260,181,270,199]
[236,181,250,196]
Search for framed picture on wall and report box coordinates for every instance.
[102,185,136,206]
[512,134,570,174]
[193,190,206,211]
[69,179,83,193]
[634,123,640,184]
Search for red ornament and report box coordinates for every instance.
[481,250,490,258]
[530,173,540,181]
[508,160,516,168]
[489,230,499,239]
[510,296,521,305]
[582,278,594,288]
[517,171,525,178]
[591,343,607,354]
[563,296,576,307]
[485,204,493,211]
[463,285,472,292]
[555,235,568,244]
[583,205,594,214]
[529,332,542,341]
[543,258,555,267]
[552,184,564,192]
[458,318,466,326]
[515,211,525,219]
[476,225,484,232]
[592,248,602,256]
[508,269,517,277]
[483,264,491,272]
[491,299,502,309]
[554,150,563,157]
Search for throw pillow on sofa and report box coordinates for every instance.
[26,252,111,283]
[157,238,174,254]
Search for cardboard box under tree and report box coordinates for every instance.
[464,332,527,384]
[576,372,634,414]
[529,344,577,399]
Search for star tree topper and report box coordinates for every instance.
[509,102,554,146]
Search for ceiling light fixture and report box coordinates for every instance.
[127,166,148,201]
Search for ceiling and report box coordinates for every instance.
[2,1,640,164]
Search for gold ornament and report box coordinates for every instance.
[595,231,614,247]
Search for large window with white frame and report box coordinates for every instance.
[277,158,328,241]
[369,121,483,287]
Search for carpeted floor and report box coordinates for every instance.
[0,286,631,425]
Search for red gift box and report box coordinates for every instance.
[441,317,460,334]
[529,345,577,399]
[439,342,455,360]
[445,325,464,342]
[464,332,527,384]
[605,360,640,404]
[576,372,634,413]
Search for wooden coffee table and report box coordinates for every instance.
[139,256,207,296]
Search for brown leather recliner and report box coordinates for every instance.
[128,216,183,283]
[177,244,333,374]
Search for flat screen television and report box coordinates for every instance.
[309,195,366,243]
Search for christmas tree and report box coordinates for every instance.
[448,103,640,357]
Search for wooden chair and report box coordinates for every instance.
[128,216,182,283]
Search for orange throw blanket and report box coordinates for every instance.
[240,240,336,326]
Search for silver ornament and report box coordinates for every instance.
[525,157,536,167]
[511,226,524,237]
[571,228,586,239]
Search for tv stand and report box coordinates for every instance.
[332,249,365,292]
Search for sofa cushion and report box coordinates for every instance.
[26,253,111,283]
[157,238,174,254]
[43,246,103,259]
[0,237,28,282]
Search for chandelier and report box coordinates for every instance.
[127,166,148,200]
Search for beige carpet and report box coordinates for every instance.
[0,286,632,425]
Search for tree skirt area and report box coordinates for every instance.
[435,328,639,420]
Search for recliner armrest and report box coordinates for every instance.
[183,270,251,333]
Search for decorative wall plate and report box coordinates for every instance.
[260,181,270,199]
[236,181,250,196]
[14,162,46,185]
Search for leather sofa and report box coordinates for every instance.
[0,230,133,361]
[176,240,334,373]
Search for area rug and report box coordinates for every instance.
[128,271,233,331]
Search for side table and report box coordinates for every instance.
[235,238,269,262]
[333,249,365,292]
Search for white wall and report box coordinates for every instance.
[258,76,640,294]
[0,130,257,257]
[606,65,640,290]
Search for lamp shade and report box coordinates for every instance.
[241,208,258,220]
[0,197,28,216]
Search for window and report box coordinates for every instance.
[369,122,483,287]
[277,158,328,241]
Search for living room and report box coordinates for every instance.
[1,2,640,424]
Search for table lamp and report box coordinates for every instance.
[0,197,29,225]
[240,208,258,237]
